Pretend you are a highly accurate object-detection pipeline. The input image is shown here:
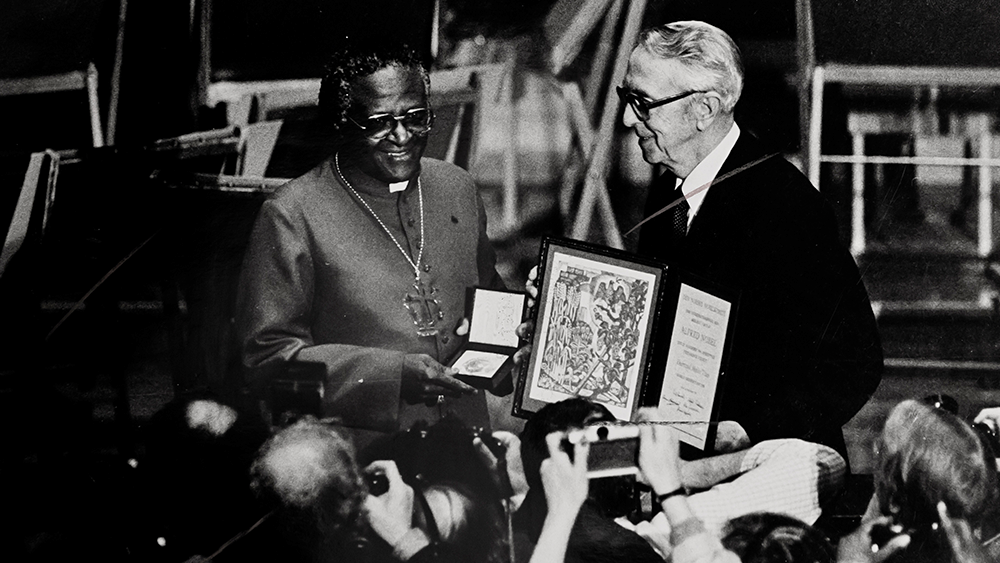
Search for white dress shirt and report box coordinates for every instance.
[677,123,741,229]
[633,439,846,540]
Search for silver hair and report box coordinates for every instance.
[637,21,744,113]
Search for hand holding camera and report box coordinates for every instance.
[473,430,529,509]
[362,460,416,548]
[635,408,684,496]
[541,431,590,520]
[937,501,992,563]
[836,516,910,563]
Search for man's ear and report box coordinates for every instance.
[693,93,724,130]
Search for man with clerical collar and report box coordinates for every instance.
[236,44,506,449]
[619,21,883,460]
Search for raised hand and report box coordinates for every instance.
[363,460,416,547]
[938,501,992,563]
[837,517,911,563]
[540,431,589,519]
[636,407,683,495]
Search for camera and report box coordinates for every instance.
[870,519,940,554]
[972,421,1000,459]
[564,423,641,478]
[471,426,507,460]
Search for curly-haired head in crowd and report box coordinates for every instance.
[721,512,835,563]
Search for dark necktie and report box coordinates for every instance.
[670,186,690,241]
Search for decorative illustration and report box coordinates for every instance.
[526,247,658,420]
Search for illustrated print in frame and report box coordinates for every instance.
[513,237,669,421]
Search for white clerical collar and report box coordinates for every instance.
[676,122,740,226]
[389,180,409,193]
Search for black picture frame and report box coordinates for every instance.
[512,236,670,421]
[639,270,740,456]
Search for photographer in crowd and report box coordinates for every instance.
[524,402,843,563]
[835,399,999,563]
[505,398,845,562]
[521,403,739,563]
[248,416,505,562]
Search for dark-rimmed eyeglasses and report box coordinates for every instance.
[616,86,704,121]
[349,107,434,139]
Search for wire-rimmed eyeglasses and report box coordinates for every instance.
[616,86,704,121]
[349,107,434,139]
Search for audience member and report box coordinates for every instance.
[524,406,740,563]
[634,418,846,538]
[721,512,836,563]
[635,409,741,563]
[509,397,846,561]
[836,399,1000,563]
[381,416,508,563]
[515,398,664,563]
[250,416,506,562]
[249,417,368,561]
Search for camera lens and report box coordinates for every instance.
[367,472,389,496]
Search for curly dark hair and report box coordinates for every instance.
[318,43,429,134]
[519,397,615,490]
[722,512,836,563]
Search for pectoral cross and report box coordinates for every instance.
[404,277,442,337]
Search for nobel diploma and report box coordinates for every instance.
[658,283,732,449]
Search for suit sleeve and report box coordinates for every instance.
[236,198,404,431]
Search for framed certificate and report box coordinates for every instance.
[642,272,739,453]
[513,237,670,421]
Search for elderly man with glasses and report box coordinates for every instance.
[617,21,883,462]
[237,44,506,449]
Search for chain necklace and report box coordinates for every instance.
[334,153,440,336]
[334,153,425,280]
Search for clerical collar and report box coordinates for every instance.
[330,158,414,197]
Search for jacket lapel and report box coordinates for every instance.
[687,133,770,239]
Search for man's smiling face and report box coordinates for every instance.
[621,48,702,177]
[345,65,429,183]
